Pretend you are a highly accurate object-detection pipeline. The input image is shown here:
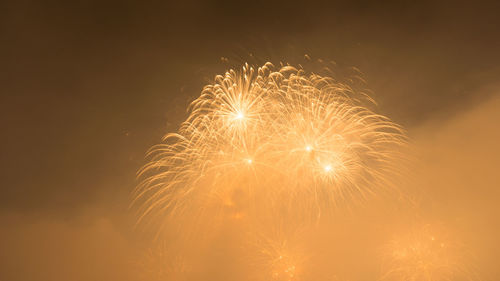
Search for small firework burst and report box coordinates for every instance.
[381,224,477,281]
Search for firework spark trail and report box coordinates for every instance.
[133,62,406,233]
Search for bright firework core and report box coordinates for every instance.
[234,111,245,120]
[323,165,333,172]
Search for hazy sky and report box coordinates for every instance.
[1,1,500,280]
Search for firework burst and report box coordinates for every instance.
[380,224,477,281]
[134,62,406,232]
[247,225,310,281]
[135,243,190,281]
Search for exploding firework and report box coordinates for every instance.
[380,224,477,281]
[135,243,190,281]
[248,225,310,281]
[134,62,406,232]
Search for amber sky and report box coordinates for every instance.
[1,1,500,280]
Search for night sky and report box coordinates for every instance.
[2,1,500,280]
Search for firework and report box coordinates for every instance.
[248,225,310,281]
[134,62,406,232]
[135,243,190,281]
[380,224,476,281]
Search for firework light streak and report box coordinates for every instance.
[133,62,406,231]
